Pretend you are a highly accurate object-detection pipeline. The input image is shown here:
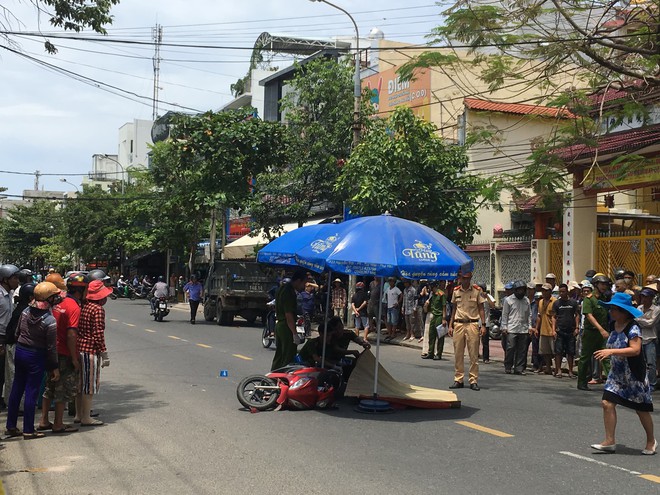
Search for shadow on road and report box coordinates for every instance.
[95,381,169,423]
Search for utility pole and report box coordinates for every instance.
[34,170,41,191]
[152,24,163,120]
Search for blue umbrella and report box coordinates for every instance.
[294,214,473,279]
[256,223,331,266]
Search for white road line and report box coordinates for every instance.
[110,318,119,322]
[559,451,642,475]
[123,323,135,327]
[145,329,156,333]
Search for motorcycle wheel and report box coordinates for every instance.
[130,292,136,301]
[236,375,279,411]
[157,312,164,322]
[262,327,273,348]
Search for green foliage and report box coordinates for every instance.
[397,1,660,204]
[149,108,289,256]
[336,107,500,247]
[247,57,370,238]
[0,200,66,269]
[2,1,120,53]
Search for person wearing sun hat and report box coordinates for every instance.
[76,280,112,427]
[591,292,656,455]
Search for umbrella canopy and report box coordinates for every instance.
[256,223,330,267]
[294,214,473,279]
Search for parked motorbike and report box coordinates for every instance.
[261,299,305,348]
[237,364,342,411]
[153,296,170,322]
[488,307,503,340]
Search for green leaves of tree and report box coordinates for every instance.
[337,107,496,247]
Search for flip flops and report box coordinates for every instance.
[4,428,22,437]
[37,422,53,431]
[23,432,46,440]
[52,424,78,434]
[80,419,104,427]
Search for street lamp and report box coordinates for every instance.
[308,0,361,147]
[59,178,80,194]
[102,154,126,194]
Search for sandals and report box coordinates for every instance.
[4,428,22,438]
[23,432,46,440]
[52,424,79,434]
[37,422,53,431]
[80,419,104,427]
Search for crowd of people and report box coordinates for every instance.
[0,265,112,440]
[272,267,658,453]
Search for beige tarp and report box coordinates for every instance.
[345,350,461,409]
[223,219,325,260]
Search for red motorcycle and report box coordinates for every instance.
[237,365,342,411]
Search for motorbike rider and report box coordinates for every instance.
[117,275,128,297]
[149,276,169,315]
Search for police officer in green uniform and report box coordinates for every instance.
[577,274,611,390]
[271,269,307,371]
[423,281,447,360]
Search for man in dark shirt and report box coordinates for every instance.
[552,283,580,378]
[366,278,382,340]
[271,270,307,371]
[350,282,368,338]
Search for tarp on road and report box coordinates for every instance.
[345,350,461,409]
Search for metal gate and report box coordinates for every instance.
[597,229,660,279]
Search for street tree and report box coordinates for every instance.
[398,1,659,201]
[149,109,289,266]
[0,199,67,269]
[336,106,500,247]
[1,0,120,53]
[247,57,370,238]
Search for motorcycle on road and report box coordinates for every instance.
[153,296,170,322]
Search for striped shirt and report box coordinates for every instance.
[78,301,107,354]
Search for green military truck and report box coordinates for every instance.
[203,260,277,326]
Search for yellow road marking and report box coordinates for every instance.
[0,478,5,495]
[232,354,252,361]
[455,421,513,438]
[639,474,660,484]
[197,344,212,349]
[145,329,156,333]
[123,323,135,327]
[168,335,181,340]
[110,318,119,322]
[181,339,188,342]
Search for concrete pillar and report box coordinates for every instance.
[532,239,548,284]
[563,186,598,282]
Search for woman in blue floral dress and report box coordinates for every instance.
[591,292,656,455]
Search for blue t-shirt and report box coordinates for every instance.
[183,282,203,302]
[299,291,315,314]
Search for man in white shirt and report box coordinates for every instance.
[384,278,402,341]
[501,280,533,375]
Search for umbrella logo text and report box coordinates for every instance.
[310,234,340,254]
[402,241,439,262]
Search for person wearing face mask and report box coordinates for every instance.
[501,280,533,375]
[76,280,113,426]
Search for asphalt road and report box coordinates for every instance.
[1,299,658,494]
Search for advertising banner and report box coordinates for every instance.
[363,66,431,121]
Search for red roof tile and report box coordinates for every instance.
[555,123,660,161]
[464,98,574,118]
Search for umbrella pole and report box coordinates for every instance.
[373,276,384,398]
[320,270,332,369]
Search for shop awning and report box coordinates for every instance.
[223,219,326,260]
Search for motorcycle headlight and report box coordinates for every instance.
[290,377,312,390]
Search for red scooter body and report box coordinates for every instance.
[237,365,341,411]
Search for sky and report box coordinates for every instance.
[0,0,445,197]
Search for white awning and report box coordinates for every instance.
[223,219,325,260]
